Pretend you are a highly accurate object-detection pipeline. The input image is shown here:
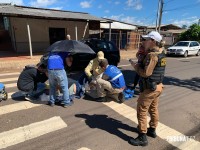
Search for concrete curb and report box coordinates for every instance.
[0,50,137,71]
[0,58,41,71]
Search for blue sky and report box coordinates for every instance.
[0,0,200,27]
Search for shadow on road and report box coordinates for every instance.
[11,92,47,105]
[163,76,200,91]
[121,69,200,92]
[121,69,136,85]
[75,114,138,142]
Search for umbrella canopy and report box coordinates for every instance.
[47,40,95,54]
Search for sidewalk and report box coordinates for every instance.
[120,50,137,60]
[0,51,42,71]
[0,50,137,71]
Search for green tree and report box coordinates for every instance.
[179,24,200,42]
[182,25,187,29]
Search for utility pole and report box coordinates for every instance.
[155,0,161,31]
[198,19,200,26]
[158,0,164,33]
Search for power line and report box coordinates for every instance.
[164,0,175,4]
[150,16,157,26]
[143,12,157,20]
[164,3,200,12]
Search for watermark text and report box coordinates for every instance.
[166,136,195,142]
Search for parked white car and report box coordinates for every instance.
[167,41,200,57]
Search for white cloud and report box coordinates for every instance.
[115,1,120,5]
[104,14,145,25]
[98,4,102,8]
[121,16,144,25]
[50,7,63,10]
[168,19,175,21]
[30,0,57,7]
[126,0,132,6]
[125,0,142,10]
[104,10,110,13]
[80,1,92,8]
[0,0,23,5]
[172,17,199,27]
[190,16,198,19]
[104,14,124,20]
[121,16,135,23]
[163,11,168,15]
[182,13,189,17]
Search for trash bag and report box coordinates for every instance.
[123,88,135,100]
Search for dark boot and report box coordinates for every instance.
[129,133,148,146]
[95,97,106,102]
[118,92,125,103]
[147,127,157,138]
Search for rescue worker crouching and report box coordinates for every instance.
[17,63,48,100]
[95,58,125,103]
[129,31,166,146]
[84,51,105,88]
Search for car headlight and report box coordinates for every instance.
[176,49,183,52]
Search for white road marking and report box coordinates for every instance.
[0,116,67,149]
[77,147,91,150]
[104,101,200,150]
[118,64,131,67]
[0,72,20,77]
[4,83,16,88]
[8,92,14,99]
[1,72,200,149]
[0,101,41,116]
[0,77,18,82]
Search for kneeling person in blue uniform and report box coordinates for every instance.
[96,59,125,103]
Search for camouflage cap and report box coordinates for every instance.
[97,51,104,60]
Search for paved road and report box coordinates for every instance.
[0,56,200,150]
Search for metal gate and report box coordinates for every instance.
[104,31,141,50]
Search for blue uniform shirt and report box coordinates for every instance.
[104,65,125,89]
[47,52,69,69]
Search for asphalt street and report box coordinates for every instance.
[0,56,200,150]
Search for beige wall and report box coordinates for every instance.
[9,17,89,53]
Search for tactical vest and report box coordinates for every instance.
[140,51,166,91]
[148,51,166,83]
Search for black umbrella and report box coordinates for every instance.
[47,40,95,54]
